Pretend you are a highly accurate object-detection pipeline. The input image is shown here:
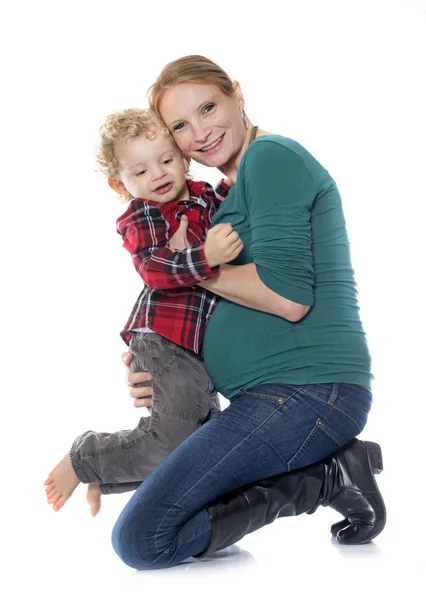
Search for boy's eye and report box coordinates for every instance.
[163,158,173,165]
[203,103,214,113]
[173,122,185,131]
[136,170,147,176]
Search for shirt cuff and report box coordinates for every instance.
[215,178,232,198]
[197,242,219,280]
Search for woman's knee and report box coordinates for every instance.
[111,517,159,570]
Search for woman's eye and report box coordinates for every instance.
[136,170,146,176]
[163,159,172,165]
[173,122,185,131]
[203,103,214,113]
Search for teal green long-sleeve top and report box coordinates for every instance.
[202,135,372,400]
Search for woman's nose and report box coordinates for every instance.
[192,123,212,144]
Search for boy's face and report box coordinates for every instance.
[113,129,189,203]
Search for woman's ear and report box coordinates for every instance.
[232,80,245,109]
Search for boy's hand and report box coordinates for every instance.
[204,223,243,267]
[168,215,190,250]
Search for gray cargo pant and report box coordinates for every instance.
[70,332,221,495]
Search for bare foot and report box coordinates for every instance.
[86,483,102,517]
[44,453,80,512]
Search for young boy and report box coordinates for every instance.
[44,109,241,515]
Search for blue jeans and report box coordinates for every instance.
[112,382,372,569]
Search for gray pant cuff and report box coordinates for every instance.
[70,436,94,484]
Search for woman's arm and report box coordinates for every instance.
[201,142,317,322]
[199,263,310,322]
[169,215,307,320]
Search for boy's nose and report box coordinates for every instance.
[151,168,166,181]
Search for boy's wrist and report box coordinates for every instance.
[198,242,220,274]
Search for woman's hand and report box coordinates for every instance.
[121,352,153,408]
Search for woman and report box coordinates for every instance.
[113,55,386,569]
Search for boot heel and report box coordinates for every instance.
[366,441,383,474]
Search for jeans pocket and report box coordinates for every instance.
[299,383,372,435]
[288,417,348,471]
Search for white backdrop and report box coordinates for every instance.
[1,0,425,597]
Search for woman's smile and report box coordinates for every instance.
[198,134,225,153]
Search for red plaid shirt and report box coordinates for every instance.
[116,179,230,355]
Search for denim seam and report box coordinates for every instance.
[156,354,178,377]
[261,437,292,467]
[343,399,371,414]
[299,387,337,405]
[288,416,349,470]
[240,386,304,403]
[242,392,286,402]
[288,420,322,470]
[324,404,363,434]
[298,389,368,430]
[154,401,287,553]
[301,386,371,415]
[328,383,339,405]
[318,419,348,447]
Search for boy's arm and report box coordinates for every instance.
[213,178,231,201]
[206,178,231,213]
[117,201,218,290]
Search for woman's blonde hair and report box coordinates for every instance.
[148,55,235,117]
[96,108,169,181]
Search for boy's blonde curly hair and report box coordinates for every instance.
[96,108,169,182]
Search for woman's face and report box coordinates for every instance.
[159,82,247,170]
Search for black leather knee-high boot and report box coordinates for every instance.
[197,439,386,557]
